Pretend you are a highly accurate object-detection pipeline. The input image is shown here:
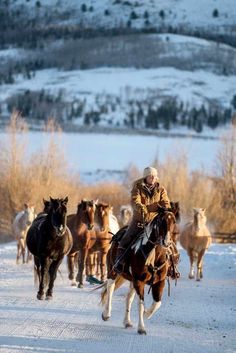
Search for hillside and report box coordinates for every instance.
[0,0,236,133]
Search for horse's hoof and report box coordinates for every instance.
[196,278,201,282]
[138,329,147,335]
[102,313,110,321]
[125,323,133,328]
[46,295,53,300]
[71,281,77,287]
[188,274,194,279]
[37,293,44,300]
[78,283,83,288]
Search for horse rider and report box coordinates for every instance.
[113,166,171,273]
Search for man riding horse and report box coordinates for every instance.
[113,166,171,273]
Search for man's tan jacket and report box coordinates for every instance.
[131,178,170,223]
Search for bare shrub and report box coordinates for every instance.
[209,126,236,233]
[0,114,80,241]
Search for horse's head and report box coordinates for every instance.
[77,199,97,230]
[23,203,35,226]
[170,201,181,224]
[49,196,68,237]
[193,208,207,230]
[95,203,111,232]
[153,207,176,247]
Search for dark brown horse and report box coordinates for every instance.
[26,197,72,300]
[170,201,181,244]
[101,207,180,335]
[67,200,97,288]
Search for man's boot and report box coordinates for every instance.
[113,246,126,273]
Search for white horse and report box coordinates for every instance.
[109,208,120,235]
[180,208,212,281]
[119,205,133,227]
[13,204,36,264]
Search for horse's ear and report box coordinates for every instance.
[94,199,99,205]
[50,196,54,203]
[63,196,68,204]
[24,203,28,209]
[201,208,206,213]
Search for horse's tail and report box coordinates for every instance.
[100,275,126,306]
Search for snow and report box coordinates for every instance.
[1,66,235,109]
[0,130,224,183]
[10,0,236,33]
[0,241,235,353]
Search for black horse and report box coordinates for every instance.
[26,197,73,300]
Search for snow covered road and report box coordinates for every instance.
[0,242,235,353]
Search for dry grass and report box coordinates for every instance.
[0,113,235,242]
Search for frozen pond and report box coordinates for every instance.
[0,131,221,183]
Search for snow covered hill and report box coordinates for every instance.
[0,241,235,353]
[8,0,236,36]
[1,1,236,132]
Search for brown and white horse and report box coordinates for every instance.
[180,208,212,281]
[101,207,179,335]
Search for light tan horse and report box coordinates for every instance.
[180,208,212,281]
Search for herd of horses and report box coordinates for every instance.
[12,198,212,335]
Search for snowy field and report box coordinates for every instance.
[0,129,224,183]
[0,242,235,353]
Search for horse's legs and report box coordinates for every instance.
[21,239,26,264]
[67,254,77,286]
[144,280,164,319]
[77,248,88,288]
[16,241,21,264]
[34,256,40,286]
[37,257,49,300]
[133,280,146,335]
[46,257,63,299]
[196,249,205,281]
[100,251,107,282]
[96,252,101,277]
[86,252,95,277]
[188,249,195,279]
[123,282,136,328]
[102,278,115,321]
[26,248,32,263]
